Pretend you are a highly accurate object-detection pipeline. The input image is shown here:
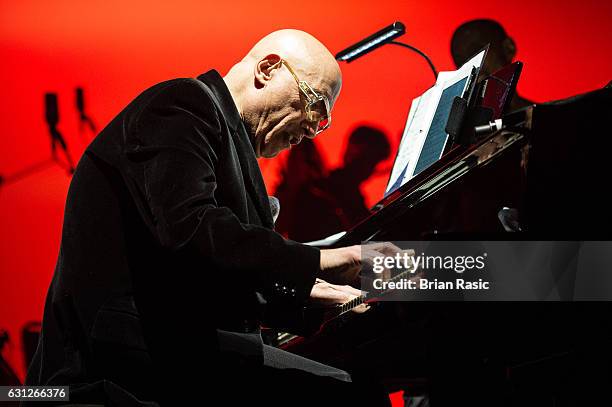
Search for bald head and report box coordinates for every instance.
[224,29,342,158]
[244,29,342,105]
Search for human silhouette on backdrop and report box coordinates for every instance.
[275,125,390,242]
[274,138,328,238]
[451,19,535,112]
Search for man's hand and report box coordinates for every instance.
[319,243,414,285]
[309,279,369,314]
[319,245,361,285]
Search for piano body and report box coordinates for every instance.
[283,87,612,405]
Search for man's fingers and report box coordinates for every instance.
[311,285,352,304]
[328,286,370,313]
[309,281,370,314]
[328,283,363,297]
[367,242,403,256]
[351,303,370,314]
[310,281,366,305]
[366,242,415,259]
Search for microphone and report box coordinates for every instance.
[45,93,59,127]
[75,87,97,134]
[474,119,504,136]
[268,196,280,225]
[0,94,77,187]
[473,108,531,137]
[76,87,84,112]
[45,92,75,173]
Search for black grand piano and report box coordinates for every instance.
[281,87,612,406]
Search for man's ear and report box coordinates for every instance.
[254,54,283,89]
[502,36,516,64]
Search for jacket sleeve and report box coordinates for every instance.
[122,79,318,303]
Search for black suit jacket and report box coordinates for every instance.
[25,70,319,404]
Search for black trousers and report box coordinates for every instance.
[44,358,389,407]
[216,347,391,406]
[213,329,391,406]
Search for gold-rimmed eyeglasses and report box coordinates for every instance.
[281,59,331,135]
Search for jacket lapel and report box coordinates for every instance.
[232,124,274,229]
[196,70,273,229]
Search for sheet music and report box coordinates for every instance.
[412,76,469,176]
[385,50,485,196]
[385,95,421,193]
[385,74,450,195]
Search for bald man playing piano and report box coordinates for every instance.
[26,30,393,406]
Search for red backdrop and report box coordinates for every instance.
[1,0,611,384]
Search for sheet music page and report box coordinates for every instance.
[384,50,486,196]
[440,49,485,89]
[408,50,486,177]
[385,95,421,194]
[401,83,444,181]
[385,72,454,195]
